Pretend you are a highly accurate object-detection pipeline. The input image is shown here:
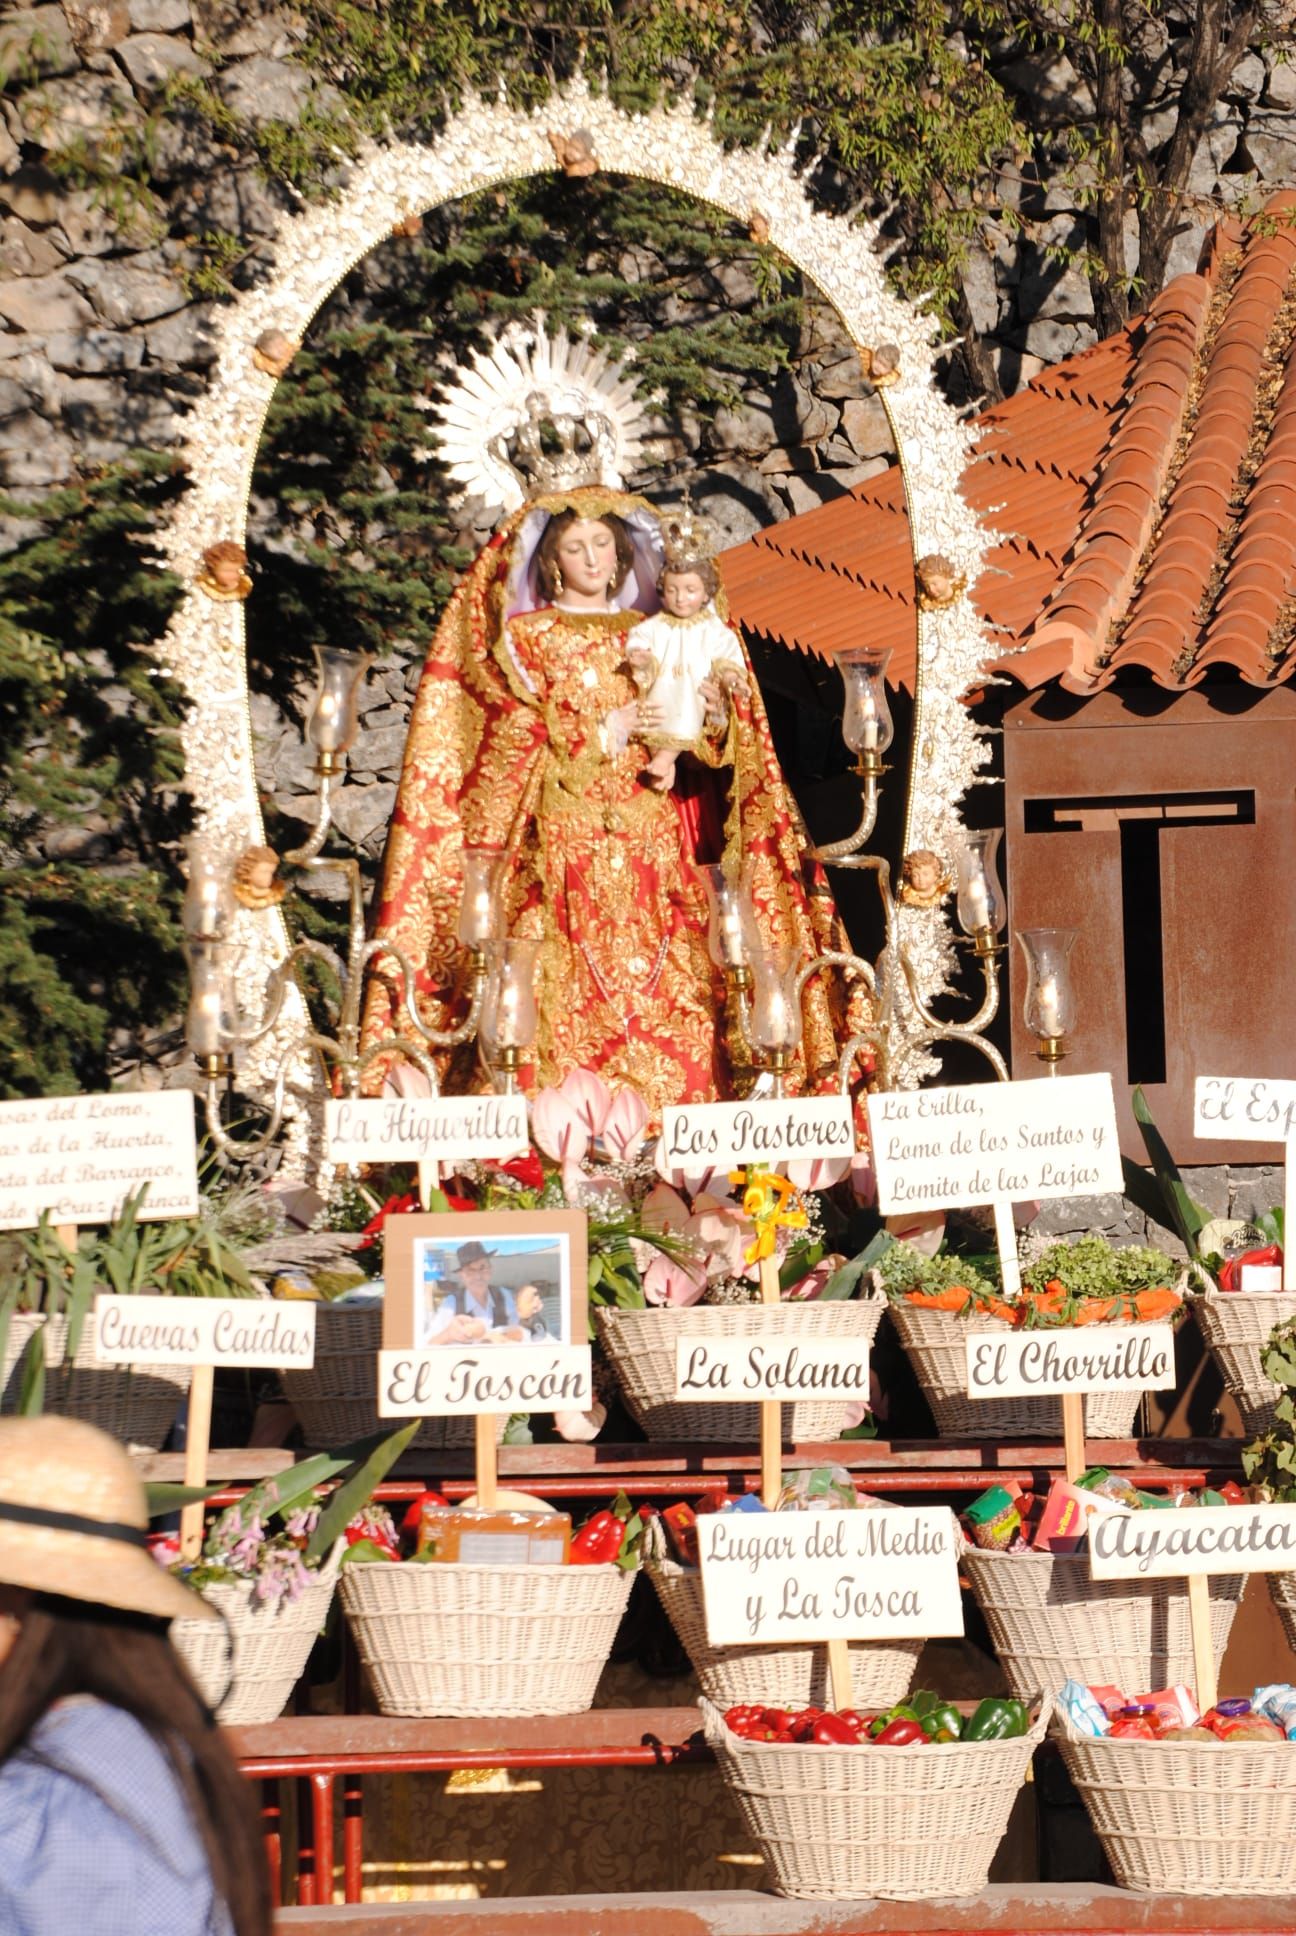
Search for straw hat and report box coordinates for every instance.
[0,1416,219,1623]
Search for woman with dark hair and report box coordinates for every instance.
[0,1415,271,1936]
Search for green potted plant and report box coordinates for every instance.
[1,1180,264,1447]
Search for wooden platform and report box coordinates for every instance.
[275,1885,1296,1935]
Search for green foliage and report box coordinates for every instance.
[1026,1235,1178,1299]
[1123,1085,1209,1261]
[304,1418,419,1563]
[1242,1314,1296,1497]
[876,1239,1001,1302]
[0,457,191,1097]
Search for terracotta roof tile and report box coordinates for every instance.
[720,195,1296,692]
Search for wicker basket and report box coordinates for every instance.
[703,1694,1047,1899]
[1193,1290,1296,1435]
[963,1546,1245,1703]
[280,1303,502,1450]
[170,1547,341,1725]
[596,1296,884,1443]
[1,1311,190,1449]
[646,1522,919,1708]
[1267,1568,1296,1654]
[887,1301,1145,1438]
[1058,1714,1296,1893]
[340,1557,634,1717]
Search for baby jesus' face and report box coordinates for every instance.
[660,569,710,620]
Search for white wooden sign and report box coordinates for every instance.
[867,1073,1123,1214]
[325,1094,529,1165]
[1194,1075,1296,1289]
[697,1505,963,1646]
[1195,1075,1296,1144]
[378,1344,593,1416]
[965,1325,1176,1400]
[1089,1503,1296,1580]
[675,1335,870,1403]
[91,1294,316,1368]
[0,1091,198,1231]
[657,1096,854,1173]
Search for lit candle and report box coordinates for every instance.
[1036,973,1062,1038]
[963,869,990,932]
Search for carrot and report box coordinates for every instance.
[905,1287,971,1312]
[1133,1286,1182,1322]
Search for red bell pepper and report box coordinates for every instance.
[812,1713,862,1745]
[569,1508,625,1565]
[399,1489,449,1543]
[873,1717,928,1746]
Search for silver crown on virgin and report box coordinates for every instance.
[425,313,657,517]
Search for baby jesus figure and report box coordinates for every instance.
[628,536,747,792]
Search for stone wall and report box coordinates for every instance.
[1036,1164,1284,1254]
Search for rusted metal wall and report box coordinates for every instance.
[1003,686,1296,1161]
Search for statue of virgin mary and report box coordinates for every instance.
[361,320,861,1114]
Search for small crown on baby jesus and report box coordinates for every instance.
[660,493,718,575]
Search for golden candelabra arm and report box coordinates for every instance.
[361,938,489,1051]
[809,755,882,866]
[895,944,1008,1081]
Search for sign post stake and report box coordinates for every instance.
[757,1252,782,1511]
[180,1363,216,1561]
[474,1412,498,1511]
[1187,1572,1217,1713]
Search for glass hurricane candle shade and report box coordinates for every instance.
[954,829,1007,938]
[305,645,373,760]
[478,939,541,1060]
[701,864,760,972]
[181,841,234,942]
[838,647,894,758]
[456,846,506,950]
[1016,927,1078,1040]
[184,940,241,1058]
[747,944,803,1054]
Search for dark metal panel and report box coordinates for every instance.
[1003,690,1296,1161]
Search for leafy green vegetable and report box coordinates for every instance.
[1242,1313,1296,1499]
[876,1241,999,1303]
[1025,1236,1177,1300]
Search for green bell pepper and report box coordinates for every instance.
[918,1701,963,1742]
[963,1697,1029,1742]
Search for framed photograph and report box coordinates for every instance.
[382,1210,587,1355]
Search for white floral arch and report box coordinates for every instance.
[156,77,996,1140]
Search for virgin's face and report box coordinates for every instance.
[554,519,619,599]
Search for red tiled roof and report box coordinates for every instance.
[721,193,1296,694]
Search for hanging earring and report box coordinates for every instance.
[553,564,564,597]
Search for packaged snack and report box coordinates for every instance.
[1109,1711,1157,1740]
[1088,1684,1126,1717]
[1076,1467,1140,1509]
[1059,1679,1110,1737]
[1131,1685,1199,1731]
[1032,1478,1127,1554]
[1254,1684,1296,1740]
[416,1506,570,1565]
[777,1465,856,1512]
[661,1501,698,1564]
[963,1484,1023,1551]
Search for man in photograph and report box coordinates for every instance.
[422,1240,518,1345]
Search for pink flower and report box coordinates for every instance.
[531,1067,649,1168]
[784,1156,852,1190]
[642,1250,706,1306]
[601,1086,649,1161]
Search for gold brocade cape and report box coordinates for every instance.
[360,489,863,1114]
